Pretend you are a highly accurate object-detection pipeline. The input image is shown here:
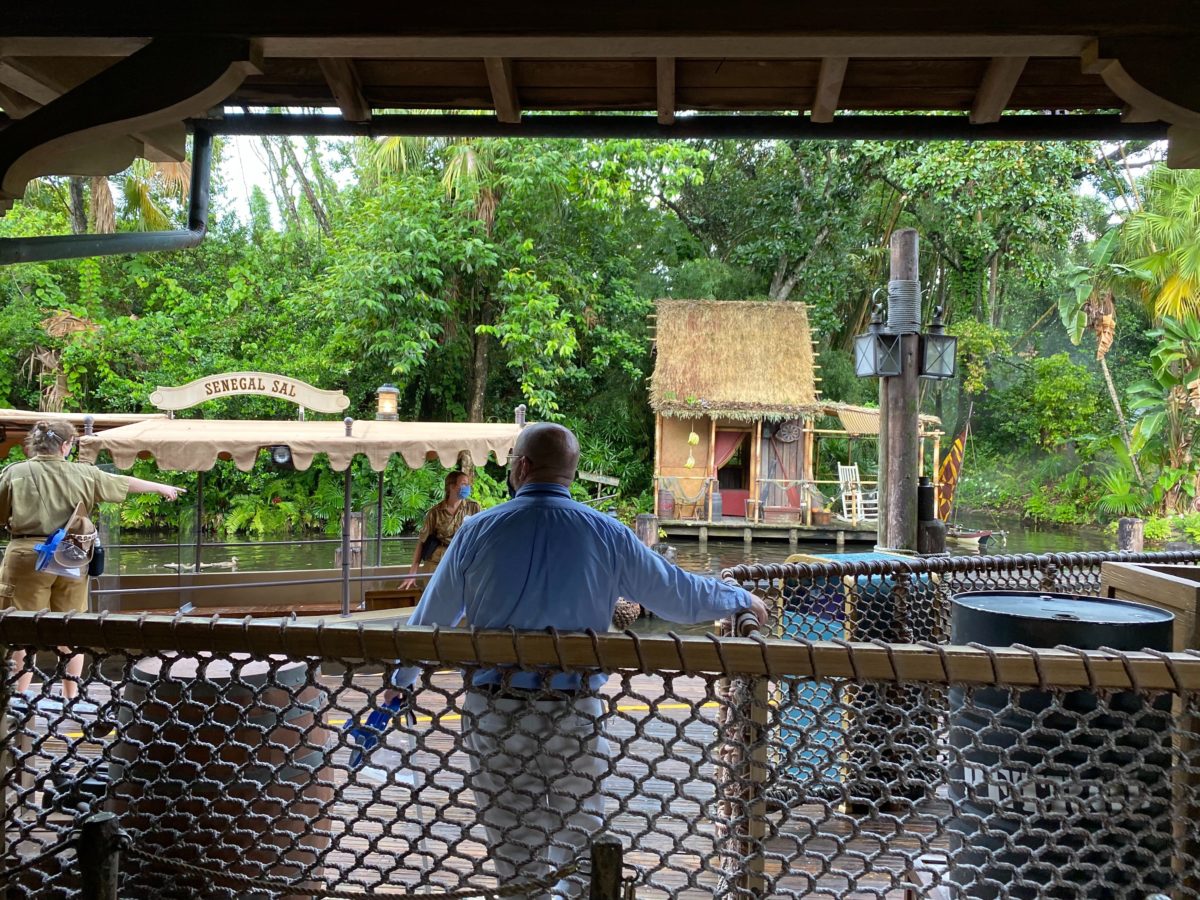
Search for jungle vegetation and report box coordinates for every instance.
[1,134,1195,539]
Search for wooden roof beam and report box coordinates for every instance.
[317,57,371,122]
[811,57,848,123]
[258,34,1091,60]
[0,56,185,160]
[969,56,1028,124]
[0,57,65,106]
[656,57,675,125]
[484,57,521,124]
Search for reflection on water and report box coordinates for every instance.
[106,513,1114,582]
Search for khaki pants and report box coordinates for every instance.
[0,538,89,613]
[463,691,609,899]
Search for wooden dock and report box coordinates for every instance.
[5,670,948,898]
[661,517,877,547]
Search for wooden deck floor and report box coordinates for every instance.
[5,670,951,898]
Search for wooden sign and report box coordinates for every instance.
[150,373,350,413]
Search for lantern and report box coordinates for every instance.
[375,383,400,420]
[919,306,957,380]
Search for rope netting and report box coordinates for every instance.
[0,550,1199,898]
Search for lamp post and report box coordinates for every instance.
[375,383,399,421]
[851,229,956,553]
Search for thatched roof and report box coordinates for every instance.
[651,300,818,421]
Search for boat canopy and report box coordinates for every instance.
[77,418,522,473]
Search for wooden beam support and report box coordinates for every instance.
[969,56,1028,124]
[656,56,675,124]
[317,57,371,123]
[810,56,848,123]
[0,84,39,119]
[483,57,521,124]
[0,57,66,106]
[0,37,259,209]
[0,56,186,160]
[258,34,1092,60]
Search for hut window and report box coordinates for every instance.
[716,438,749,490]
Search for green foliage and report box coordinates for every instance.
[989,353,1100,451]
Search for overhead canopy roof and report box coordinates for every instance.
[0,408,164,459]
[77,418,522,473]
[1,2,1198,214]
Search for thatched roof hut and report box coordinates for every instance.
[650,300,818,421]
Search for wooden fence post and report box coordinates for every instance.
[589,833,623,900]
[78,812,121,900]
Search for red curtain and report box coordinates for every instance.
[712,431,746,473]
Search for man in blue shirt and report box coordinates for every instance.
[393,423,765,896]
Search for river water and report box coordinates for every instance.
[104,512,1114,582]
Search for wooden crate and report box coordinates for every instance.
[1100,561,1200,898]
[1100,561,1200,651]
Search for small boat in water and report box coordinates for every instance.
[945,526,1007,552]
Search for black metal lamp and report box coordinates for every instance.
[375,383,399,421]
[853,306,902,378]
[920,306,957,380]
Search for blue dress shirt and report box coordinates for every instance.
[393,482,754,691]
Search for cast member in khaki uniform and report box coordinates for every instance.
[0,419,183,713]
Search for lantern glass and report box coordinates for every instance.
[375,383,400,420]
[854,332,902,378]
[921,333,958,379]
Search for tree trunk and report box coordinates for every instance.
[68,177,88,234]
[260,138,303,231]
[468,326,490,423]
[279,137,332,235]
[1099,356,1143,483]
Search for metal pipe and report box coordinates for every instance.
[197,113,1166,142]
[0,127,214,265]
[54,535,416,551]
[376,469,385,567]
[193,469,204,573]
[341,416,353,617]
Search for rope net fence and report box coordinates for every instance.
[0,550,1198,898]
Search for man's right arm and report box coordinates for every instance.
[615,528,758,624]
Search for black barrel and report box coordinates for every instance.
[948,591,1174,899]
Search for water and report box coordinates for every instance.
[104,514,1113,581]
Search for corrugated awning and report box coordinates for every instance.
[78,419,522,472]
[836,408,881,436]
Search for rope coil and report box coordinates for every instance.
[886,278,922,332]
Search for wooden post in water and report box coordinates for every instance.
[1117,517,1144,552]
[334,512,364,568]
[634,513,658,548]
[879,228,921,552]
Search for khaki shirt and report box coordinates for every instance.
[417,499,481,564]
[0,454,130,536]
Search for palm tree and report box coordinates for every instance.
[368,136,503,421]
[1061,228,1143,481]
[1123,166,1200,322]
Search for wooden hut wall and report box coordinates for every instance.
[657,415,712,510]
[759,420,806,511]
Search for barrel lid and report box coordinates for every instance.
[952,590,1173,625]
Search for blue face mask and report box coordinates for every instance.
[457,484,472,500]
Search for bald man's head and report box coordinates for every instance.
[511,423,580,489]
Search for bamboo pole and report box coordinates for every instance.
[707,417,717,523]
[655,415,664,516]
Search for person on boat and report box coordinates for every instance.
[0,419,184,717]
[400,469,480,590]
[386,422,767,897]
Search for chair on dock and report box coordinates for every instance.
[837,464,878,524]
